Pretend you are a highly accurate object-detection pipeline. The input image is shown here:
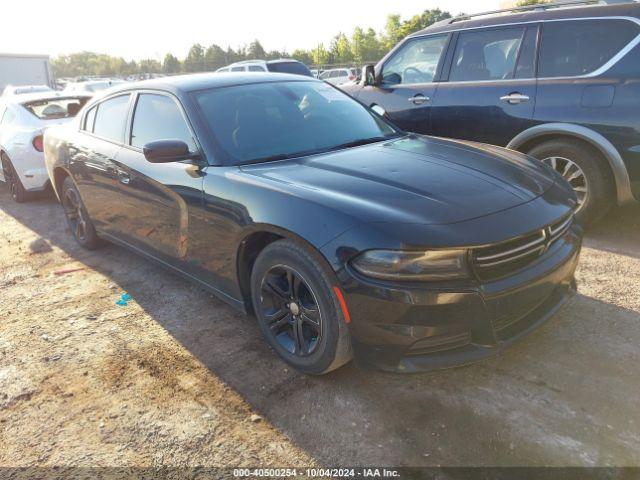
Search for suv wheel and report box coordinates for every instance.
[528,139,614,224]
[250,240,352,375]
[1,154,27,203]
[61,176,102,250]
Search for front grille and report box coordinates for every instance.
[472,214,574,281]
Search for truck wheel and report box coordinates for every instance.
[1,154,27,203]
[528,139,615,225]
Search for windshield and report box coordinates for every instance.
[22,97,90,120]
[194,80,400,165]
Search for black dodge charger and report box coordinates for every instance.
[44,73,582,374]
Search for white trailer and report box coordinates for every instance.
[0,54,53,91]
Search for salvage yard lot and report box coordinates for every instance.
[0,183,639,468]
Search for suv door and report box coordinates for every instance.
[114,92,204,266]
[356,34,450,134]
[430,25,538,146]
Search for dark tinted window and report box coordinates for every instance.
[130,94,195,150]
[93,94,130,141]
[267,61,312,77]
[450,27,525,81]
[515,27,538,79]
[539,19,639,78]
[248,65,265,72]
[194,80,398,165]
[84,105,96,131]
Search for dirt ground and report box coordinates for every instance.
[1,182,639,470]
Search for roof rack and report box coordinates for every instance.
[437,0,635,26]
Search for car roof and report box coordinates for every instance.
[106,72,318,95]
[410,2,640,37]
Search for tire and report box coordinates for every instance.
[60,176,102,250]
[250,239,352,375]
[1,153,27,203]
[527,139,615,225]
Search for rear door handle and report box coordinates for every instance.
[409,94,430,105]
[500,93,530,105]
[117,169,130,185]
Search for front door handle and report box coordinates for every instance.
[409,94,430,105]
[117,169,130,185]
[500,93,530,105]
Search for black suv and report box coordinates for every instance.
[343,0,640,223]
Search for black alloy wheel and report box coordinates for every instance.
[250,239,352,375]
[259,265,322,357]
[60,176,102,250]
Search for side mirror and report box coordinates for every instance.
[143,140,200,163]
[362,64,377,86]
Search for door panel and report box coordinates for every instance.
[356,34,450,134]
[68,134,122,234]
[430,26,538,146]
[113,150,204,267]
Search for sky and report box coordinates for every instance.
[1,0,501,60]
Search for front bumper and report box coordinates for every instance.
[338,226,581,373]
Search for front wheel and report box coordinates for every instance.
[61,176,102,250]
[250,240,352,375]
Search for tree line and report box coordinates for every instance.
[51,8,452,78]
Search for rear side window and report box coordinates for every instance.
[231,66,245,72]
[248,65,265,72]
[450,27,525,82]
[84,106,97,131]
[93,94,130,142]
[539,19,639,78]
[130,93,196,151]
[1,107,15,125]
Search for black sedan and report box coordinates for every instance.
[44,73,582,374]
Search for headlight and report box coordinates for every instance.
[350,249,469,281]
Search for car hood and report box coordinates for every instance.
[238,135,558,225]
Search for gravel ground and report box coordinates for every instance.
[0,183,639,470]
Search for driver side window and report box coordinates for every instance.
[382,35,448,86]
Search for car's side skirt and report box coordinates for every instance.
[98,231,248,314]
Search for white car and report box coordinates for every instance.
[2,84,53,97]
[0,92,90,202]
[64,79,124,94]
[216,59,313,76]
[318,68,357,86]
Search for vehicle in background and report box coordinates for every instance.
[2,85,53,97]
[216,59,313,76]
[64,79,125,94]
[319,68,357,86]
[0,92,90,202]
[0,53,53,93]
[344,1,640,224]
[44,73,581,374]
[310,69,322,78]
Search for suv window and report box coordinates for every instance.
[130,93,195,151]
[382,34,448,86]
[450,27,525,82]
[231,66,245,72]
[248,65,265,72]
[93,94,130,142]
[514,27,538,79]
[539,19,639,78]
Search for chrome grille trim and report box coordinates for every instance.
[472,214,574,279]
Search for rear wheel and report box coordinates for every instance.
[61,176,102,250]
[250,240,352,375]
[528,139,615,225]
[1,153,27,203]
